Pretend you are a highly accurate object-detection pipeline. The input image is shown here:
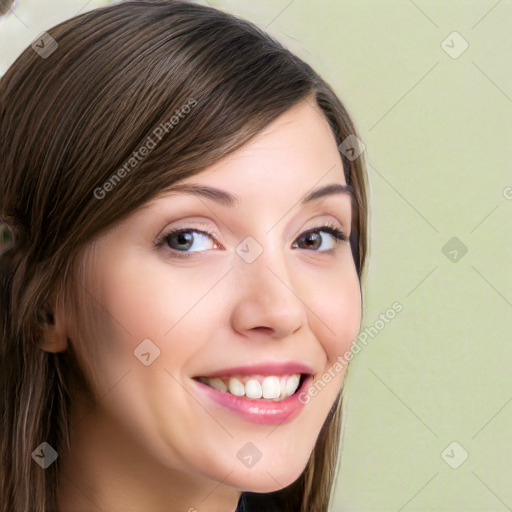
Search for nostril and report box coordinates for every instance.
[252,326,273,334]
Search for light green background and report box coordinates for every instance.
[2,1,511,510]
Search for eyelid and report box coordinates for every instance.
[297,215,347,236]
[154,214,346,243]
[153,222,222,249]
[292,221,348,249]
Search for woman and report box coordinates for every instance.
[0,1,368,511]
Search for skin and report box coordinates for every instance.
[48,99,362,512]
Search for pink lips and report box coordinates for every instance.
[192,361,315,425]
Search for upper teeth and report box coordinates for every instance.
[198,374,302,401]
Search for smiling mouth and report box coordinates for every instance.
[193,373,308,402]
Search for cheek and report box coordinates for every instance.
[100,253,228,336]
[69,253,170,398]
[88,253,226,380]
[304,259,362,361]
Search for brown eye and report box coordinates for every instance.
[293,226,347,252]
[297,232,322,250]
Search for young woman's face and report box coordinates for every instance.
[72,99,361,495]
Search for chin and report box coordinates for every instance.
[226,460,307,494]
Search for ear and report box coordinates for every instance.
[37,296,69,353]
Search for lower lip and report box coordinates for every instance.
[192,375,313,425]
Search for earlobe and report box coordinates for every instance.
[36,302,69,353]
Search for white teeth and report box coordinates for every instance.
[262,376,280,399]
[279,376,287,399]
[228,377,245,396]
[285,374,300,397]
[201,374,303,401]
[208,378,227,392]
[245,379,262,399]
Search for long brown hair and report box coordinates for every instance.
[0,1,368,510]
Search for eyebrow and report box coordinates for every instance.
[163,182,354,207]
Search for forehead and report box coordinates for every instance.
[150,99,348,206]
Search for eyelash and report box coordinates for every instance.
[154,221,348,259]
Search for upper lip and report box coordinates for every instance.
[194,361,315,378]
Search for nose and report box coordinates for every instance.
[229,242,308,339]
